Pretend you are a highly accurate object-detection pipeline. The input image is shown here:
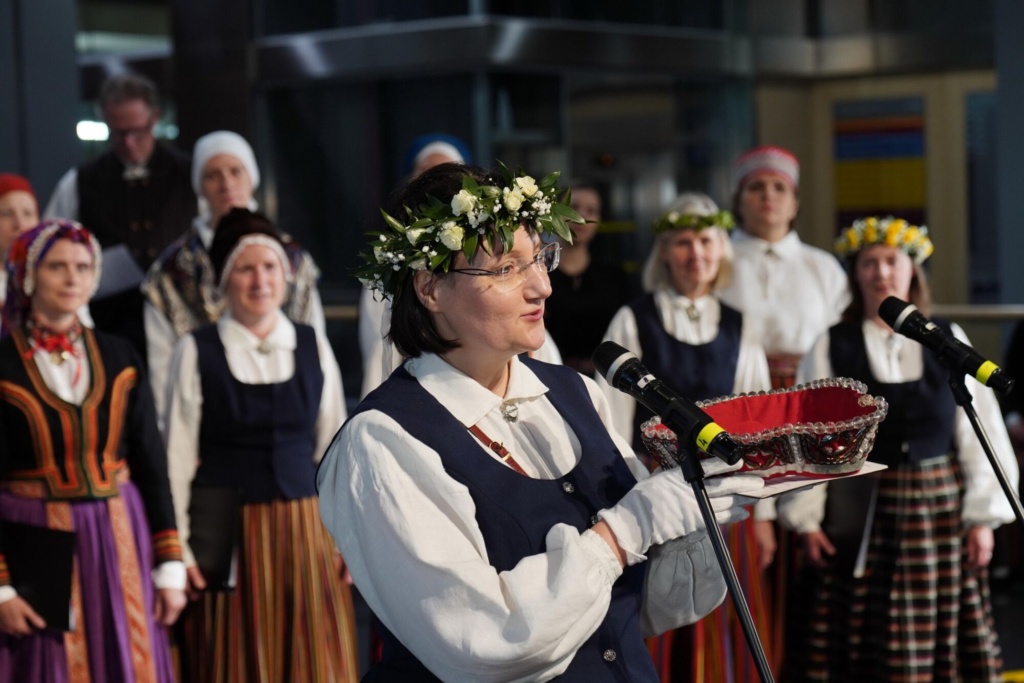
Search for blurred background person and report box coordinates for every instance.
[142,130,326,424]
[778,217,1018,681]
[718,145,849,389]
[717,146,850,675]
[44,74,196,361]
[163,210,356,682]
[0,220,186,682]
[0,173,39,321]
[544,180,632,376]
[599,192,774,682]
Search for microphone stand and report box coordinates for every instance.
[947,373,1024,531]
[675,442,775,683]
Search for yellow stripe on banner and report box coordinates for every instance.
[1003,670,1024,682]
[696,423,725,452]
[976,360,999,384]
[834,158,926,209]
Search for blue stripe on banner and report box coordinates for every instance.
[834,132,925,160]
[834,97,924,120]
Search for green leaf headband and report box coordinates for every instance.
[356,162,584,300]
[833,216,934,265]
[653,209,735,234]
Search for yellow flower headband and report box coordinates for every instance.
[833,216,934,265]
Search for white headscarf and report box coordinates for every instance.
[191,130,261,221]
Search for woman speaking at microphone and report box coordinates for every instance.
[317,163,765,682]
[778,217,1018,682]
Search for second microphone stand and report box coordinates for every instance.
[674,444,775,683]
[947,372,1024,531]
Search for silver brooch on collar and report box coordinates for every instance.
[500,401,519,423]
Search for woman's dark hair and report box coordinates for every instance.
[386,162,492,359]
[840,252,932,323]
[208,207,283,284]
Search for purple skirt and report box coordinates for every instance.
[0,482,174,683]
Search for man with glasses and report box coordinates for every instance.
[44,74,196,361]
[45,74,195,270]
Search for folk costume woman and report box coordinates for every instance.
[163,209,356,682]
[0,174,40,327]
[778,217,1019,681]
[317,163,765,682]
[717,146,849,390]
[599,193,774,682]
[0,220,186,682]
[141,130,327,422]
[716,147,850,676]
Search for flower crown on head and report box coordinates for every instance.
[833,216,934,265]
[357,162,584,300]
[653,209,735,234]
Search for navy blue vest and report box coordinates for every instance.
[350,358,657,683]
[193,323,323,503]
[829,321,956,466]
[629,294,741,447]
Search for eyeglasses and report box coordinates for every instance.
[450,242,560,293]
[108,124,155,141]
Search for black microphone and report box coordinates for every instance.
[878,296,1014,396]
[592,341,742,465]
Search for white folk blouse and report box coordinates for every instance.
[317,353,728,682]
[163,311,345,566]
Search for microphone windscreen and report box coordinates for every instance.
[592,341,632,385]
[878,296,911,329]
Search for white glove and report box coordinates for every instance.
[598,463,764,564]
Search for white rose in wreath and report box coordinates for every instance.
[503,188,525,212]
[515,175,539,197]
[439,225,465,250]
[451,190,478,216]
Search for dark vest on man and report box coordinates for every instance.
[77,143,196,270]
[192,323,323,503]
[628,294,742,448]
[829,320,957,466]
[77,143,196,363]
[348,357,657,683]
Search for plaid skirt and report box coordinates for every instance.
[788,456,1002,683]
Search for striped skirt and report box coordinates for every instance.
[788,457,1003,682]
[176,496,359,683]
[0,483,175,683]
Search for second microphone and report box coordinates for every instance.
[592,340,742,465]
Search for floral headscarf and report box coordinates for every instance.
[2,220,101,336]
